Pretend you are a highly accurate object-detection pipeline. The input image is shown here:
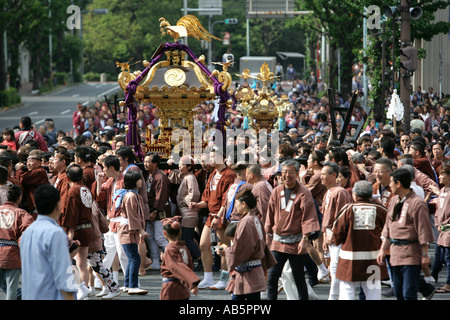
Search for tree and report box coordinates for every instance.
[82,0,182,79]
[82,0,308,81]
[295,0,449,116]
[0,0,86,92]
[364,0,450,122]
[295,0,365,96]
[0,0,30,91]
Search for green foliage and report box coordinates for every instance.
[0,0,85,91]
[82,0,307,78]
[84,72,101,81]
[363,0,450,119]
[54,72,70,86]
[293,0,449,114]
[0,87,21,107]
[1,0,447,97]
[82,0,181,77]
[295,0,367,94]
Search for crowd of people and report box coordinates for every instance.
[0,77,449,301]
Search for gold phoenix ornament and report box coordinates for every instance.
[159,15,221,43]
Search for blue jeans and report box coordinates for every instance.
[0,268,21,300]
[182,227,201,260]
[432,245,450,285]
[122,243,140,288]
[391,265,421,300]
[267,251,308,300]
[444,247,450,285]
[439,246,450,285]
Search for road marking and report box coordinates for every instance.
[60,109,72,115]
[35,119,45,125]
[98,86,120,98]
[28,111,38,116]
[72,94,80,98]
[0,115,72,120]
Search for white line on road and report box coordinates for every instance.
[28,111,38,116]
[35,119,45,125]
[72,94,80,98]
[0,115,72,120]
[98,86,120,99]
[60,109,72,115]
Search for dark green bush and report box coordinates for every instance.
[0,87,21,107]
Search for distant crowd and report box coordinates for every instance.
[0,76,449,301]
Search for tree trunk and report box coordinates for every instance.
[327,45,336,92]
[8,21,21,90]
[56,28,64,72]
[32,31,42,91]
[307,37,317,75]
[341,53,354,97]
[0,31,5,92]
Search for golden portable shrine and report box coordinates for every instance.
[232,63,293,132]
[117,15,293,160]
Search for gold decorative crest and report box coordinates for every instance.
[164,68,186,87]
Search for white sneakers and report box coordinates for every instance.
[198,278,228,290]
[318,268,330,283]
[197,278,216,289]
[210,280,227,290]
[96,286,110,297]
[424,276,435,284]
[77,282,90,300]
[127,288,148,295]
[101,291,122,300]
[88,286,96,297]
[96,287,121,300]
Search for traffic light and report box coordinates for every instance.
[400,45,418,72]
[224,18,238,24]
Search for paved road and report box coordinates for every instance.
[0,82,121,134]
[2,249,448,302]
[96,265,449,302]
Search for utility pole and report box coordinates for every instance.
[399,0,412,133]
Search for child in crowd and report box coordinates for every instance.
[2,128,16,153]
[216,189,276,300]
[160,216,200,300]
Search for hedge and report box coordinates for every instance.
[0,87,21,108]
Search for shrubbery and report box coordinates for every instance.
[0,87,21,107]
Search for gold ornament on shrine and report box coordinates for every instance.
[117,15,231,159]
[247,63,280,131]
